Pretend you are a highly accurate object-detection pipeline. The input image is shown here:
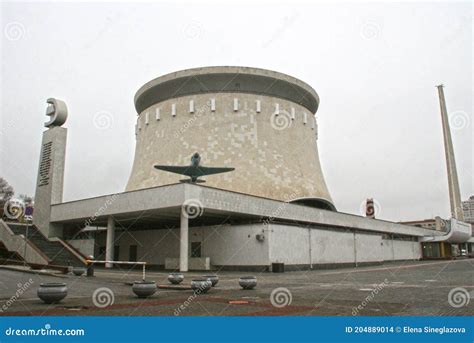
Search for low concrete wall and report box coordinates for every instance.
[381,238,421,261]
[269,224,309,265]
[355,233,382,263]
[382,238,395,261]
[394,239,421,260]
[312,229,356,264]
[269,224,419,267]
[201,224,269,267]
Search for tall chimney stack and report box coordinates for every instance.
[436,85,464,221]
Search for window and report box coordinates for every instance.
[98,246,120,261]
[98,246,106,259]
[191,242,202,258]
[129,245,137,262]
[114,246,120,261]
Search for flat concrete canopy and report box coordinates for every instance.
[51,184,444,238]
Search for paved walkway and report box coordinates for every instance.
[0,259,472,316]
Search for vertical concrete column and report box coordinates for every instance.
[33,126,68,238]
[436,85,464,221]
[180,210,189,272]
[308,227,313,269]
[105,216,115,268]
[353,232,358,267]
[391,235,395,261]
[440,242,446,258]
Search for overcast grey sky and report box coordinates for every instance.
[1,0,472,222]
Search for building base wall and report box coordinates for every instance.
[268,224,421,267]
[92,221,422,270]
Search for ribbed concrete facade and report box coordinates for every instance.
[126,67,335,210]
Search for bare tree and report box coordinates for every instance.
[0,177,15,220]
[18,194,34,205]
[0,177,14,206]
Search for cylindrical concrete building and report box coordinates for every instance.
[126,66,335,211]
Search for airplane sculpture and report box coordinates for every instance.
[154,152,235,183]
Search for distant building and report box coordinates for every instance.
[462,196,474,256]
[400,217,472,258]
[462,196,474,227]
[400,217,447,231]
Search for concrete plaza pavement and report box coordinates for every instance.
[0,259,472,316]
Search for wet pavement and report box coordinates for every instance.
[0,259,472,316]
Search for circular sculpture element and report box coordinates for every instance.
[132,281,157,298]
[239,276,257,290]
[37,283,68,304]
[168,273,184,285]
[127,66,335,211]
[44,98,68,128]
[190,279,212,293]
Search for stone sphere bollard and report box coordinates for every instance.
[190,279,212,294]
[72,267,86,276]
[132,281,157,298]
[203,275,219,287]
[37,283,68,304]
[239,276,257,290]
[168,273,184,285]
